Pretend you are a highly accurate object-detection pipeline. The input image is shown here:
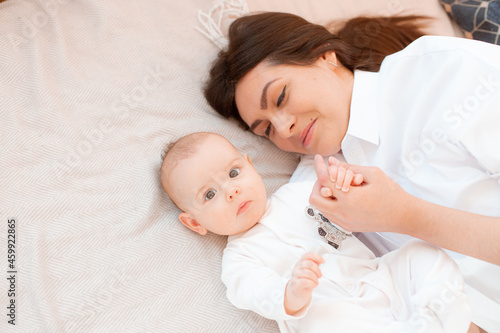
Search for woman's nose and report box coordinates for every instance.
[272,112,295,138]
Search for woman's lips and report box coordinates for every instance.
[300,119,316,147]
[237,201,251,215]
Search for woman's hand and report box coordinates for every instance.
[309,154,500,265]
[309,154,411,233]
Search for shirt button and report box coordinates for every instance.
[350,150,358,158]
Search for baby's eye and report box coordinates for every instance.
[205,189,216,201]
[229,168,240,178]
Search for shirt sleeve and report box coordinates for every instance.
[221,239,310,322]
[459,91,500,176]
[453,40,500,177]
[417,37,500,180]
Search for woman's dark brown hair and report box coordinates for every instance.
[204,12,427,129]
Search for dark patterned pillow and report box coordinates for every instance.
[439,0,500,44]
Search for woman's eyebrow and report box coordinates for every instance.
[250,119,262,132]
[260,78,279,109]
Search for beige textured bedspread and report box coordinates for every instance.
[0,0,459,332]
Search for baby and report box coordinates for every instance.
[161,132,475,333]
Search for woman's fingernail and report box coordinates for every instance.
[342,186,349,192]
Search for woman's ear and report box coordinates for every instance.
[178,212,208,235]
[322,50,338,68]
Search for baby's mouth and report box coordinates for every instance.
[237,201,251,215]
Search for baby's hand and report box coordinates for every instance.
[320,156,363,196]
[284,253,324,315]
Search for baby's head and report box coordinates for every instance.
[161,132,267,236]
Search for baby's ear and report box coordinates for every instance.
[178,213,207,235]
[243,153,253,166]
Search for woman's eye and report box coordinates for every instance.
[205,189,216,200]
[264,124,271,137]
[277,85,286,107]
[229,168,240,178]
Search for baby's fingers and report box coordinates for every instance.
[300,252,325,265]
[295,270,321,286]
[328,156,364,187]
[302,260,323,279]
[320,186,333,197]
[328,164,338,183]
[335,167,346,190]
[340,169,354,192]
[295,253,324,279]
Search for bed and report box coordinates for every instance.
[1,0,492,332]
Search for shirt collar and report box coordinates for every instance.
[342,70,380,146]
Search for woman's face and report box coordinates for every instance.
[235,55,354,156]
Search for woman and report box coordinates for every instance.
[205,12,499,330]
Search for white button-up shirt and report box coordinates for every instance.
[222,181,471,333]
[294,35,500,331]
[345,36,500,219]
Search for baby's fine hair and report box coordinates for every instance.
[161,132,213,168]
[160,132,220,205]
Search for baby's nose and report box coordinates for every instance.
[228,187,239,200]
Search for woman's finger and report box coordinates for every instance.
[314,154,330,185]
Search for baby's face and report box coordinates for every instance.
[171,135,267,235]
